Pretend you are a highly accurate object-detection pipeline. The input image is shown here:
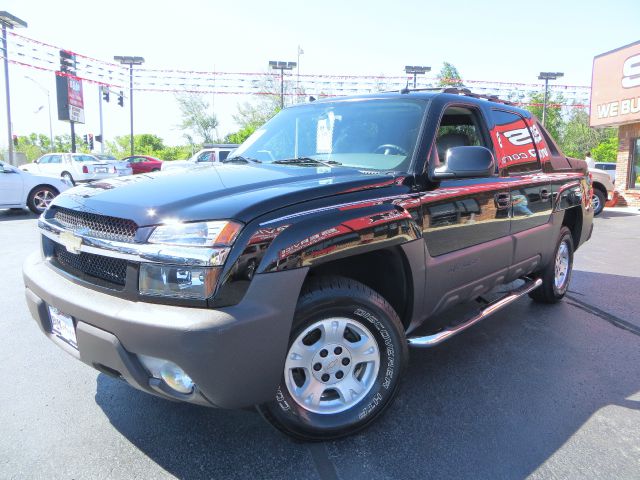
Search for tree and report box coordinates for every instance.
[105,134,165,158]
[175,93,219,145]
[437,62,464,87]
[591,135,618,162]
[559,108,616,158]
[15,133,89,162]
[524,92,564,142]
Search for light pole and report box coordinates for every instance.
[296,46,304,97]
[0,11,27,165]
[114,55,144,156]
[538,71,564,127]
[405,65,431,88]
[269,60,296,109]
[25,75,54,152]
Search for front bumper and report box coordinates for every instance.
[23,251,306,409]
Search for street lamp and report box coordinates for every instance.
[0,11,28,165]
[269,60,296,109]
[114,55,144,156]
[25,76,54,152]
[405,65,431,88]
[538,71,564,127]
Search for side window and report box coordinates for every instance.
[38,155,50,164]
[433,105,492,170]
[219,150,230,161]
[196,152,212,162]
[490,110,540,174]
[49,155,62,164]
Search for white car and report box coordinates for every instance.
[161,144,238,171]
[1,160,72,214]
[589,167,615,216]
[20,153,118,185]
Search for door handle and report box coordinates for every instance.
[494,192,511,210]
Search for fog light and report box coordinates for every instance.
[138,354,194,394]
[160,362,194,394]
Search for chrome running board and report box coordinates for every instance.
[407,277,543,348]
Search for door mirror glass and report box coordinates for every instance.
[433,146,495,179]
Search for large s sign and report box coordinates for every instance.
[590,40,640,127]
[622,54,640,89]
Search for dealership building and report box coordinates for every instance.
[590,40,640,207]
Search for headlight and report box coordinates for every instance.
[148,220,241,247]
[139,264,220,299]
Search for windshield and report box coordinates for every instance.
[232,98,427,171]
[95,155,116,161]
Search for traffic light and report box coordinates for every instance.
[59,50,76,75]
[102,86,109,102]
[83,134,88,144]
[12,134,18,147]
[88,134,94,150]
[117,91,124,107]
[95,134,103,143]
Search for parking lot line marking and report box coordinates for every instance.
[566,295,640,337]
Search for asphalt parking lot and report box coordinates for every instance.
[1,208,639,479]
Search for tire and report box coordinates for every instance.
[61,172,75,186]
[529,226,574,303]
[257,275,408,441]
[27,186,58,214]
[592,189,605,216]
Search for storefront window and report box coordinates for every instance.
[631,138,640,190]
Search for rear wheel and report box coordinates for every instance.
[530,226,574,303]
[258,276,407,441]
[61,172,75,185]
[27,186,58,214]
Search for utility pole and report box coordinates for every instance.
[269,60,296,109]
[114,55,144,156]
[405,65,431,88]
[538,71,564,127]
[0,12,28,165]
[98,85,106,154]
[297,46,304,97]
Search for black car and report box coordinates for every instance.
[23,88,593,440]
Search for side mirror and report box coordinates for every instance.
[433,146,495,179]
[33,159,39,164]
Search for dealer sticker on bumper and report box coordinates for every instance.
[48,306,78,349]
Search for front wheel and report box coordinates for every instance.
[530,226,574,303]
[27,186,58,214]
[258,276,408,441]
[592,189,605,216]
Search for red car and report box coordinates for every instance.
[121,156,163,174]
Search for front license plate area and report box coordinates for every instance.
[48,306,78,349]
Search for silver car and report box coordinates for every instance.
[94,154,133,176]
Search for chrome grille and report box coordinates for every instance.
[54,243,127,287]
[53,207,137,242]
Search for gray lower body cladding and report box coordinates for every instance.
[23,251,307,409]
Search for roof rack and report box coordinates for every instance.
[395,86,515,106]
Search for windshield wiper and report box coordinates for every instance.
[221,156,261,164]
[273,157,341,167]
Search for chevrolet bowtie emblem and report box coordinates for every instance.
[60,230,83,255]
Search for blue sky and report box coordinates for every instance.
[2,0,639,149]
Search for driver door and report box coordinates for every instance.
[419,103,513,316]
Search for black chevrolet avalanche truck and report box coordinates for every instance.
[23,89,594,440]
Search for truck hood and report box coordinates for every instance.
[52,163,400,226]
